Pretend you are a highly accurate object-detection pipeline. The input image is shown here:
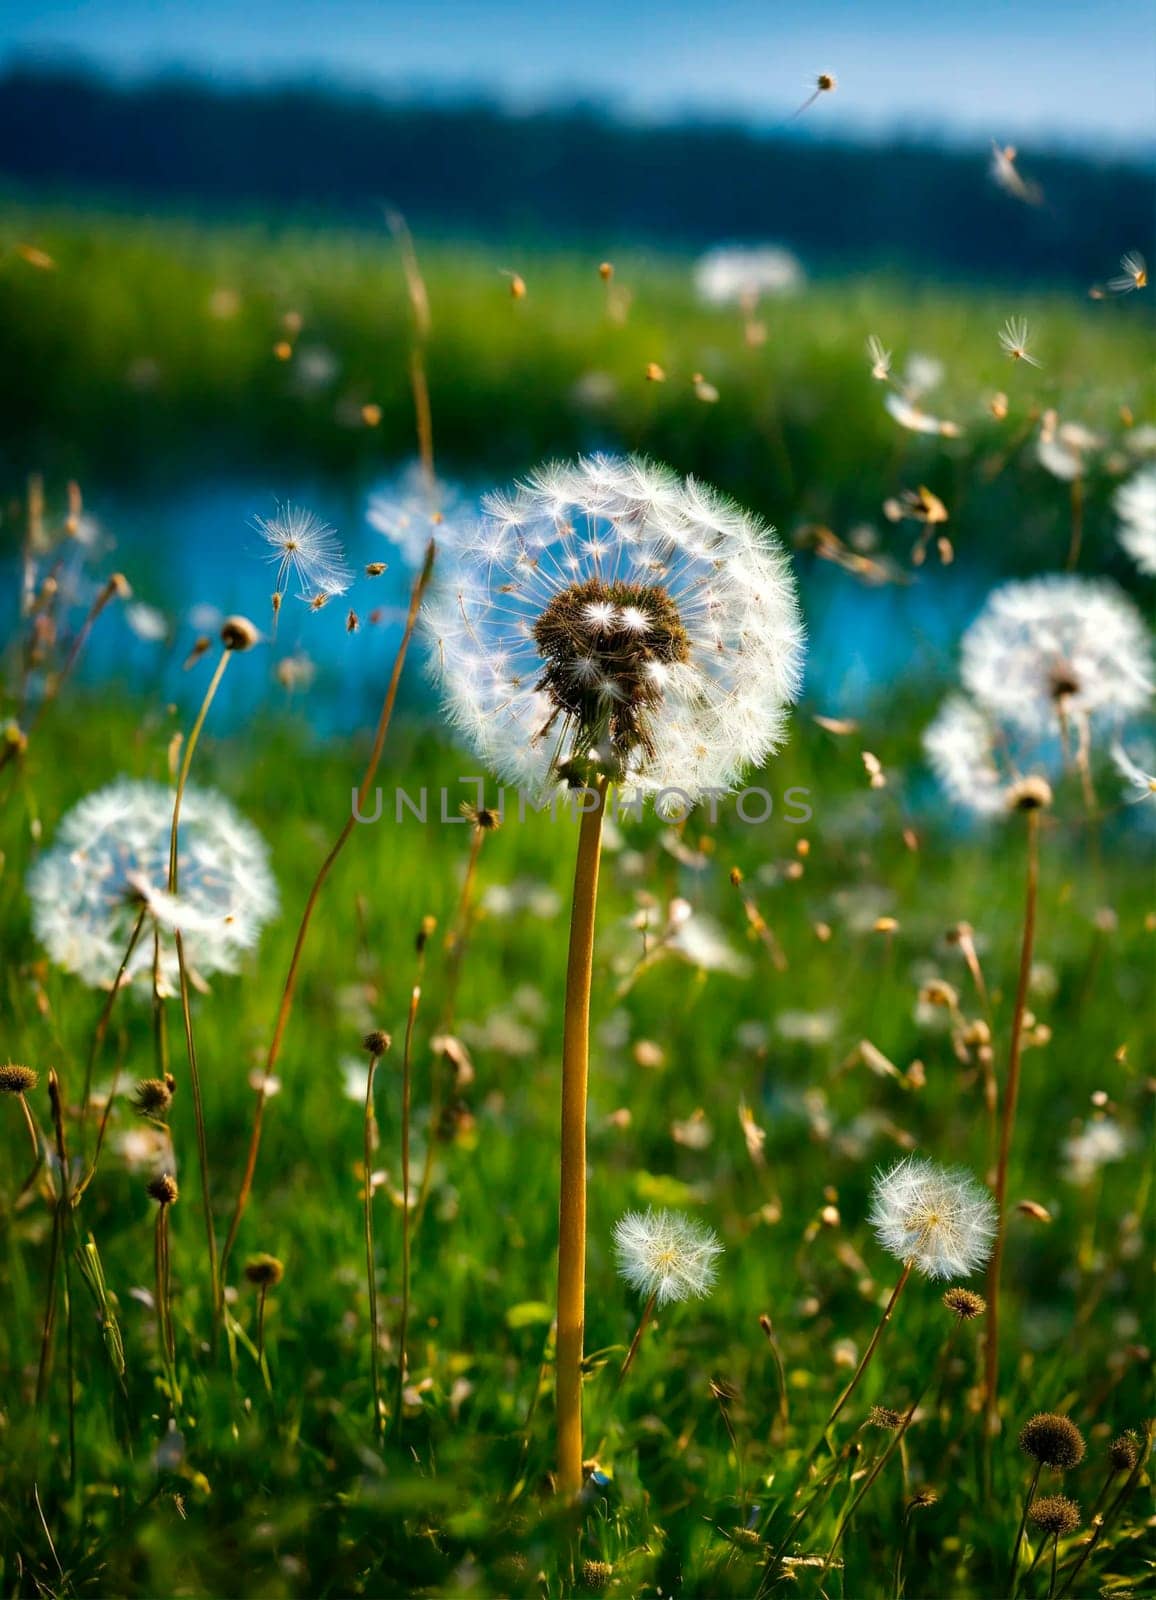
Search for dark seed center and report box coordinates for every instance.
[532,578,690,768]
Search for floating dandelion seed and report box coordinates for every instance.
[253,503,353,603]
[1111,740,1156,803]
[1115,466,1156,576]
[999,317,1042,367]
[884,392,962,438]
[866,335,891,382]
[613,1208,723,1305]
[791,71,837,120]
[1107,251,1147,294]
[28,778,278,995]
[1037,417,1101,482]
[425,454,804,810]
[868,1156,997,1279]
[959,576,1152,738]
[990,142,1042,205]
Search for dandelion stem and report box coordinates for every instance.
[556,777,608,1497]
[615,1292,656,1389]
[220,542,436,1286]
[363,1040,386,1445]
[1066,476,1084,570]
[984,807,1041,1439]
[80,901,148,1149]
[821,1324,961,1579]
[824,1261,913,1438]
[1009,1460,1043,1594]
[174,926,220,1331]
[394,977,423,1445]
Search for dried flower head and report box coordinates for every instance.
[1019,1413,1086,1470]
[1109,1431,1142,1472]
[960,577,1152,739]
[908,1487,938,1510]
[868,1405,905,1429]
[244,1253,285,1288]
[362,1030,393,1057]
[613,1207,723,1306]
[133,1077,174,1119]
[147,1172,179,1206]
[1006,775,1053,813]
[426,456,804,809]
[943,1286,987,1320]
[253,503,352,602]
[0,1064,38,1095]
[220,614,260,652]
[581,1560,614,1593]
[29,779,278,997]
[1028,1495,1081,1536]
[868,1156,997,1280]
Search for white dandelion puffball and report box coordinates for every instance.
[613,1208,723,1305]
[694,245,804,306]
[425,455,804,808]
[960,576,1153,737]
[923,696,1010,817]
[868,1156,997,1280]
[923,694,1059,818]
[29,778,278,995]
[253,503,352,601]
[1116,467,1156,577]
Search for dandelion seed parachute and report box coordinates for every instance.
[366,461,475,570]
[613,1207,723,1305]
[868,1155,997,1279]
[425,455,804,809]
[28,778,278,995]
[253,503,353,600]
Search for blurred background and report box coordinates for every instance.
[0,0,1153,730]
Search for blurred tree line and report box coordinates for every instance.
[0,64,1152,283]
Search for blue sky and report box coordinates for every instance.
[2,0,1154,149]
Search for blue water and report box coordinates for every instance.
[14,470,990,735]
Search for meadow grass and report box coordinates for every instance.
[0,202,1153,1598]
[0,678,1151,1596]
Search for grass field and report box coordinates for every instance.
[0,203,1153,1599]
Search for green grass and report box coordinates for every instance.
[0,674,1152,1597]
[0,204,1153,1598]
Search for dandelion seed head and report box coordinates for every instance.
[1109,1431,1142,1471]
[0,1064,38,1094]
[960,576,1153,738]
[244,1253,285,1288]
[28,778,278,996]
[694,246,804,306]
[943,1286,987,1320]
[425,455,804,803]
[1115,467,1156,577]
[147,1172,179,1206]
[868,1156,997,1280]
[613,1207,723,1306]
[133,1077,174,1119]
[1029,1495,1081,1536]
[1020,1413,1086,1470]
